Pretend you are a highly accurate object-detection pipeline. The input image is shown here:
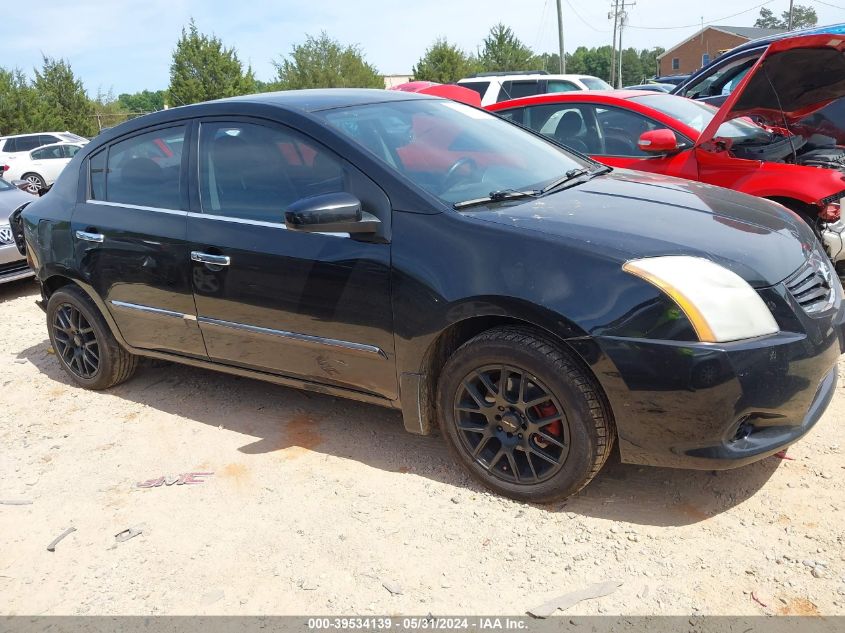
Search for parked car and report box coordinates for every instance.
[17,89,844,501]
[489,33,845,269]
[389,81,481,107]
[0,177,35,283]
[624,82,674,93]
[672,23,845,106]
[457,71,612,106]
[0,131,87,164]
[652,74,690,86]
[2,143,85,192]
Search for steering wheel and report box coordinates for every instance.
[441,157,480,194]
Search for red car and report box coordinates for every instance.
[488,33,845,262]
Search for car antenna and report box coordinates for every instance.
[762,63,798,163]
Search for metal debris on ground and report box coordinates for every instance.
[46,527,76,552]
[0,500,33,505]
[136,472,213,488]
[115,525,144,543]
[527,580,623,618]
[382,581,404,595]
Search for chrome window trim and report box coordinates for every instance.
[186,211,349,237]
[87,200,187,216]
[110,300,187,320]
[197,316,387,359]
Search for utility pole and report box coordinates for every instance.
[618,1,634,88]
[788,0,794,30]
[556,0,566,73]
[609,0,619,85]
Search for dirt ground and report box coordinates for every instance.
[1,277,844,616]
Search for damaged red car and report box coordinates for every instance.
[488,32,845,270]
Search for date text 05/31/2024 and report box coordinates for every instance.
[307,618,528,630]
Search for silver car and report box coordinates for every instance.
[0,178,35,283]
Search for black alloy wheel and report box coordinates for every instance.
[52,303,100,379]
[454,364,569,484]
[46,285,138,390]
[438,326,615,502]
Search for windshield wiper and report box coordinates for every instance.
[453,189,538,210]
[539,165,611,195]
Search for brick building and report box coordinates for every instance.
[657,25,784,77]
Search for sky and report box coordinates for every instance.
[1,0,843,95]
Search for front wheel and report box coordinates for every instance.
[437,327,615,502]
[46,286,138,389]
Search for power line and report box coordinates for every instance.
[807,0,845,10]
[563,0,610,32]
[626,0,776,30]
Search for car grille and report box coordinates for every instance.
[785,255,836,314]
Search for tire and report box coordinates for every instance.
[46,285,138,390]
[21,173,46,194]
[437,326,615,502]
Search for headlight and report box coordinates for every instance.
[623,256,779,343]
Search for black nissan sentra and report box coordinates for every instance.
[16,89,844,501]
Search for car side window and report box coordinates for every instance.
[101,126,186,208]
[678,56,757,99]
[17,136,42,151]
[64,145,81,158]
[198,121,348,223]
[593,107,662,157]
[497,108,525,125]
[520,104,600,154]
[2,138,15,152]
[89,149,106,200]
[31,146,64,160]
[500,80,541,101]
[39,135,60,147]
[459,81,490,99]
[547,80,579,93]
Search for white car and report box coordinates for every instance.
[457,72,613,106]
[0,131,87,164]
[2,143,85,192]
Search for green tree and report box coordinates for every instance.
[168,19,256,105]
[0,68,38,135]
[117,89,166,112]
[32,56,96,136]
[91,90,134,133]
[413,38,477,83]
[755,4,817,29]
[477,24,535,72]
[532,52,561,74]
[566,46,613,83]
[275,32,383,89]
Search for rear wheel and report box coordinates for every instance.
[437,326,615,502]
[21,173,45,194]
[46,286,137,390]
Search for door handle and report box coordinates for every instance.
[75,230,104,243]
[191,251,231,266]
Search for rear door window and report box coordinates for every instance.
[101,126,186,209]
[500,80,541,101]
[16,136,43,151]
[31,146,64,160]
[546,80,579,93]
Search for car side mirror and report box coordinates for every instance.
[284,192,380,234]
[638,129,680,155]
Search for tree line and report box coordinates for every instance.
[1,20,665,138]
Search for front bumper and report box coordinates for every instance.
[0,244,33,284]
[575,289,845,469]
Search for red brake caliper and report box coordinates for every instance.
[532,402,562,449]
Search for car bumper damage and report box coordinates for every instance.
[575,283,845,470]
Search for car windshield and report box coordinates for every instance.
[581,77,613,90]
[317,99,588,206]
[631,94,771,143]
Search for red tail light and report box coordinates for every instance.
[820,202,841,222]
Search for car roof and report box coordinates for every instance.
[458,73,598,82]
[218,88,433,112]
[0,131,73,140]
[492,89,654,107]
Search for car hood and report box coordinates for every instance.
[462,170,814,288]
[0,186,34,221]
[699,33,845,145]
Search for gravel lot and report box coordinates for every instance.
[1,278,844,616]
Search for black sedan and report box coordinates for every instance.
[17,89,844,501]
